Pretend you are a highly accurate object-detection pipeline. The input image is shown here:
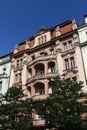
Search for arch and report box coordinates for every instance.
[48,61,56,74]
[34,82,45,95]
[34,63,45,75]
[26,86,31,97]
[28,68,32,78]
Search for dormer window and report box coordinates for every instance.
[43,35,46,43]
[38,35,47,45]
[35,31,51,47]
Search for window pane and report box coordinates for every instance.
[63,42,67,51]
[70,57,75,68]
[68,40,72,49]
[65,59,69,69]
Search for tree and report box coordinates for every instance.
[38,78,87,130]
[0,86,32,130]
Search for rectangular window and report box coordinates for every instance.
[63,42,67,51]
[40,87,44,95]
[15,74,18,82]
[20,59,23,66]
[15,73,22,83]
[51,67,55,73]
[43,35,46,43]
[50,49,54,55]
[0,81,2,93]
[70,57,75,68]
[38,38,40,45]
[31,55,35,60]
[68,40,72,49]
[19,73,22,82]
[72,77,77,82]
[16,59,23,67]
[39,68,44,74]
[17,60,19,67]
[65,59,69,70]
[40,52,45,57]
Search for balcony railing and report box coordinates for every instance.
[32,94,47,101]
[28,54,56,67]
[27,71,59,84]
[27,74,45,84]
[32,119,45,126]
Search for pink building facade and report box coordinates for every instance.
[10,19,87,128]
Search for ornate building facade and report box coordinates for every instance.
[9,19,87,129]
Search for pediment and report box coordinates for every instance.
[35,26,48,36]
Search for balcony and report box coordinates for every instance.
[32,94,47,101]
[27,74,45,84]
[63,66,78,77]
[27,71,59,84]
[32,119,45,127]
[28,54,56,67]
[61,48,75,57]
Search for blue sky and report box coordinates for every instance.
[0,0,87,56]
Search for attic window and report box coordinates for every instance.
[38,35,47,44]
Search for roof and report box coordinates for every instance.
[0,52,13,59]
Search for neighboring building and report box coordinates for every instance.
[10,19,86,129]
[0,53,12,95]
[78,15,87,87]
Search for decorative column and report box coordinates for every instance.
[9,58,15,87]
[22,53,27,89]
[45,62,48,75]
[32,67,35,77]
[44,80,49,95]
[31,85,35,97]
